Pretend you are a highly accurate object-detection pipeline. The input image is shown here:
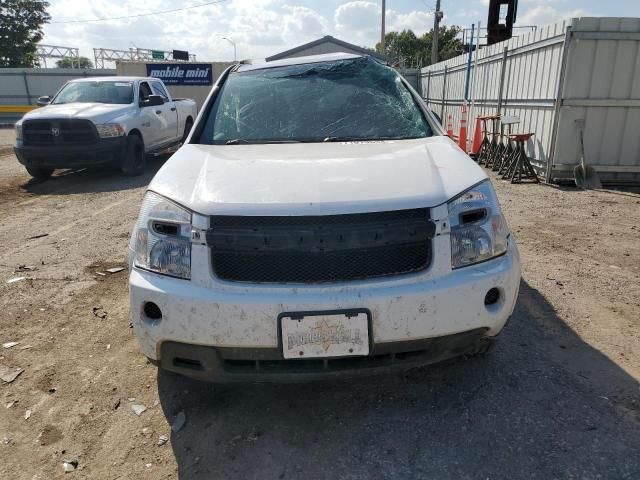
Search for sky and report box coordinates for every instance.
[42,0,638,64]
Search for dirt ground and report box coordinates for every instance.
[1,130,639,479]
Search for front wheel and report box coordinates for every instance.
[26,165,54,180]
[121,134,146,176]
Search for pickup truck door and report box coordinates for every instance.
[138,81,164,150]
[150,80,179,145]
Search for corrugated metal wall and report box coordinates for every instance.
[421,20,569,176]
[0,68,115,123]
[0,68,116,105]
[421,17,640,185]
[552,17,640,184]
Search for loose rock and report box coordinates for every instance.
[92,306,107,320]
[172,411,186,433]
[0,366,24,383]
[62,460,78,473]
[132,404,147,416]
[6,277,26,284]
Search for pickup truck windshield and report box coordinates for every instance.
[201,57,432,144]
[52,81,134,105]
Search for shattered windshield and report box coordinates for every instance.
[200,57,433,144]
[52,81,134,105]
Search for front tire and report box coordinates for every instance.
[121,134,146,176]
[25,165,54,180]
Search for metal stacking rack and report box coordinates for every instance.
[501,133,540,183]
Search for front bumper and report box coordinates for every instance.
[129,239,521,381]
[14,136,127,169]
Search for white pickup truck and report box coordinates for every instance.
[128,53,521,382]
[14,76,197,179]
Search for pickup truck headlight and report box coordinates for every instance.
[448,180,509,269]
[131,192,192,279]
[15,122,23,141]
[96,123,125,138]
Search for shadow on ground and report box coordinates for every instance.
[20,155,169,195]
[157,280,640,480]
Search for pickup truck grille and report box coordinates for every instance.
[23,119,97,146]
[208,209,434,283]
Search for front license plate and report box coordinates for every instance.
[281,312,369,359]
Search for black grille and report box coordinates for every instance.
[23,119,97,146]
[209,209,434,283]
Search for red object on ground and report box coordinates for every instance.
[458,103,468,152]
[447,114,454,138]
[470,116,483,155]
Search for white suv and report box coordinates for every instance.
[128,53,521,382]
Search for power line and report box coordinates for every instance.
[50,0,228,24]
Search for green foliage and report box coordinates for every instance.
[56,56,93,69]
[375,26,464,67]
[0,0,51,67]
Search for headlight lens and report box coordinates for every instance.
[15,123,23,141]
[448,180,509,268]
[130,192,192,279]
[96,123,125,138]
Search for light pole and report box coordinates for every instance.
[221,37,237,62]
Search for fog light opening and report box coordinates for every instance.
[143,301,162,321]
[484,288,501,306]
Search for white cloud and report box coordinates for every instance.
[334,1,380,45]
[40,0,602,66]
[334,1,434,47]
[518,5,588,26]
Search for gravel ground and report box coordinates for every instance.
[0,132,639,479]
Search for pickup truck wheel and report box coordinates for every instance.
[25,165,54,180]
[182,118,193,143]
[121,134,146,176]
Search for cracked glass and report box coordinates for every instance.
[200,56,433,145]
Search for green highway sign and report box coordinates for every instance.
[152,50,164,60]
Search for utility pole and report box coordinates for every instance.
[431,0,443,65]
[380,0,386,53]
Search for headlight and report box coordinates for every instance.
[130,191,192,279]
[15,123,23,141]
[448,180,509,269]
[96,123,125,138]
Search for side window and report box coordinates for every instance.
[139,82,152,104]
[150,81,169,100]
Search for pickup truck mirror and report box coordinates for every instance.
[37,96,51,106]
[141,95,165,107]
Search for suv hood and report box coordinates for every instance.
[22,103,133,124]
[149,136,488,216]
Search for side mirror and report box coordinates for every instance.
[141,95,164,107]
[37,96,51,106]
[430,109,442,126]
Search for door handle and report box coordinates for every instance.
[155,110,162,114]
[170,107,176,111]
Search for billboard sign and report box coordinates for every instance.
[173,49,189,61]
[146,63,212,86]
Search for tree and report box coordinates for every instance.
[56,57,93,69]
[376,26,464,67]
[0,0,50,67]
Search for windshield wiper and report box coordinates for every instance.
[225,139,302,145]
[323,136,408,142]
